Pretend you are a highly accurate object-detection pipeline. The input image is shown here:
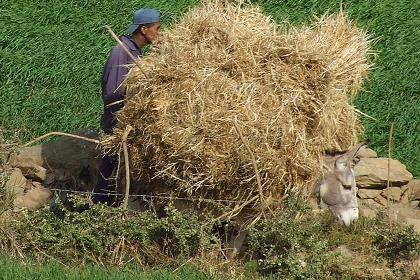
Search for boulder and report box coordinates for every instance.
[357,148,377,158]
[388,205,420,234]
[406,180,420,201]
[10,128,101,189]
[359,198,382,218]
[359,207,379,219]
[410,201,419,208]
[400,189,410,205]
[354,158,413,188]
[5,170,52,210]
[381,187,402,202]
[5,168,27,195]
[374,194,389,206]
[10,157,48,181]
[404,218,420,234]
[13,182,52,210]
[360,198,383,209]
[357,188,381,199]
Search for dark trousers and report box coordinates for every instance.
[92,153,118,205]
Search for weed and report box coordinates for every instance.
[372,224,420,264]
[4,196,216,266]
[247,195,420,279]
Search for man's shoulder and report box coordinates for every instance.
[109,36,139,56]
[120,35,139,51]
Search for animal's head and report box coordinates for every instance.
[323,142,368,189]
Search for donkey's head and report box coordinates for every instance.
[317,142,368,226]
[323,142,367,189]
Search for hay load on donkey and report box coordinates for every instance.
[102,0,371,224]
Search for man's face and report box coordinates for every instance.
[141,22,161,44]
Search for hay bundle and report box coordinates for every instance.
[102,1,371,221]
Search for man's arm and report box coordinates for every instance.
[102,46,130,109]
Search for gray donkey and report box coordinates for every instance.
[315,142,367,226]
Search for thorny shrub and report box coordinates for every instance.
[373,222,420,264]
[1,190,419,279]
[246,195,420,279]
[8,196,217,266]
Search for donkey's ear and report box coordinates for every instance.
[344,142,368,159]
[335,142,368,167]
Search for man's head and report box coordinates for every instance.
[127,9,161,45]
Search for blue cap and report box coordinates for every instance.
[126,9,160,34]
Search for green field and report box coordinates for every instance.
[0,255,220,280]
[0,0,419,177]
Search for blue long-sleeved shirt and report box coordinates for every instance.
[100,35,142,134]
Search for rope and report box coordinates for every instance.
[24,132,99,147]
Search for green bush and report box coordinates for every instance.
[373,224,420,264]
[1,193,420,279]
[247,196,420,279]
[247,197,341,279]
[11,196,216,265]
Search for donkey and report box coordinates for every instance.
[314,142,367,226]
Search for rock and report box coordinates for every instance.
[360,198,383,209]
[357,188,381,199]
[406,180,420,201]
[383,205,420,234]
[359,198,382,218]
[400,190,410,205]
[410,201,419,208]
[374,194,389,206]
[5,168,27,195]
[354,158,413,188]
[360,207,378,219]
[333,245,354,259]
[13,182,52,210]
[6,170,53,210]
[357,148,377,158]
[414,256,420,271]
[381,187,402,202]
[11,128,101,190]
[10,157,48,181]
[401,184,410,193]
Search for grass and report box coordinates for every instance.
[1,0,419,176]
[0,0,199,140]
[0,255,221,280]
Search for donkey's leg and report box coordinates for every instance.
[226,229,248,259]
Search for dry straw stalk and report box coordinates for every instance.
[101,0,372,224]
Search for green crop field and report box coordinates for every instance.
[0,0,418,178]
[0,254,220,280]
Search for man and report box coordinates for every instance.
[93,9,161,205]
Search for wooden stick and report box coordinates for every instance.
[24,132,99,147]
[211,195,259,224]
[387,122,394,226]
[353,107,377,121]
[233,117,266,213]
[121,125,134,209]
[105,26,148,79]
